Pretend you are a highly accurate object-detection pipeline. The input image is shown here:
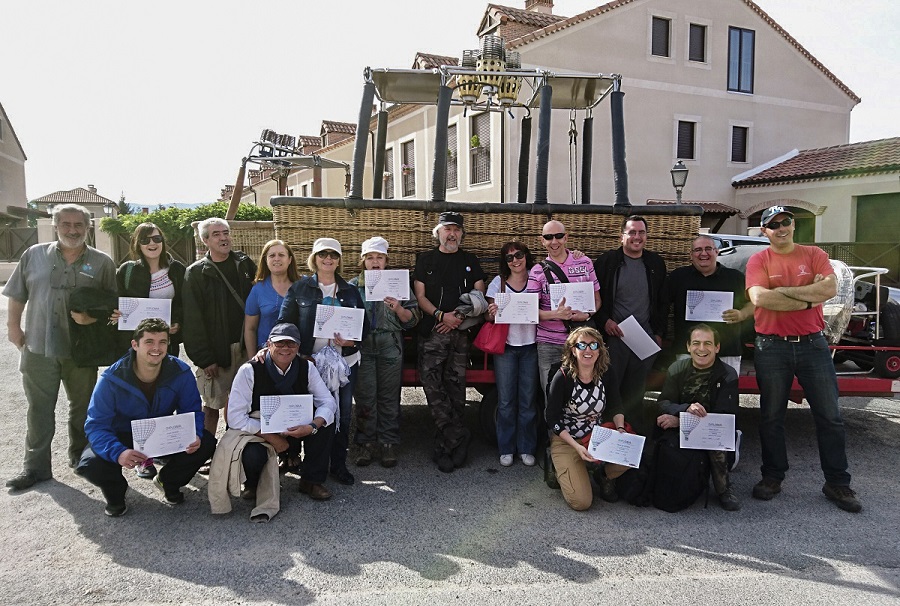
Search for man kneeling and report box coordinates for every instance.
[209,323,337,523]
[76,319,216,517]
[656,324,741,511]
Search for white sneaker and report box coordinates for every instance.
[500,454,514,467]
[520,454,536,467]
[731,430,742,471]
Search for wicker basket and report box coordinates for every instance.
[192,220,276,263]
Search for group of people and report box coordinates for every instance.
[3,203,861,520]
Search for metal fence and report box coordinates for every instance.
[819,242,899,286]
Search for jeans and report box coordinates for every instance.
[754,332,851,485]
[536,342,564,400]
[330,362,358,473]
[494,344,538,456]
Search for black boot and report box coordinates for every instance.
[710,451,741,511]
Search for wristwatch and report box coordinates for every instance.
[308,423,318,435]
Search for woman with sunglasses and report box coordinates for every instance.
[485,242,538,468]
[278,238,370,486]
[244,240,300,360]
[546,326,630,510]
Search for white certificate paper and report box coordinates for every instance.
[618,315,661,360]
[587,426,646,468]
[679,412,736,451]
[260,394,314,433]
[364,269,410,301]
[312,305,365,341]
[131,412,196,458]
[548,282,596,313]
[685,290,734,322]
[494,292,539,324]
[118,297,172,331]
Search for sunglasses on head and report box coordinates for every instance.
[574,341,600,351]
[316,250,340,259]
[139,235,164,245]
[542,232,566,241]
[504,250,526,262]
[765,217,793,230]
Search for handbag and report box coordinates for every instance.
[473,278,509,354]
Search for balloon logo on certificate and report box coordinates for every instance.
[261,397,282,426]
[495,293,511,314]
[132,419,156,452]
[119,298,140,323]
[315,306,336,331]
[365,272,383,298]
[687,291,705,315]
[680,414,701,442]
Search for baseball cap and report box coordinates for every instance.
[436,211,464,228]
[760,206,794,228]
[311,237,342,256]
[360,236,389,257]
[267,323,302,344]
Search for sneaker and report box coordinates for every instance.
[595,470,619,503]
[380,444,398,468]
[435,453,455,473]
[136,461,157,480]
[451,429,471,469]
[5,470,52,491]
[499,454,514,467]
[355,444,374,467]
[330,467,355,486]
[823,483,862,513]
[298,479,332,501]
[718,487,742,511]
[520,454,536,467]
[104,502,128,517]
[730,430,742,471]
[752,477,782,501]
[153,475,185,505]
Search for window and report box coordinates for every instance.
[401,140,415,197]
[301,184,309,197]
[728,27,755,93]
[384,147,394,199]
[447,123,458,189]
[651,17,671,57]
[677,121,696,160]
[731,126,749,163]
[688,23,706,62]
[470,112,491,185]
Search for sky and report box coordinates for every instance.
[3,0,898,206]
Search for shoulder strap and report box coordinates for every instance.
[541,260,569,284]
[124,263,134,291]
[206,257,246,309]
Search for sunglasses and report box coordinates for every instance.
[504,251,526,262]
[765,217,793,230]
[139,235,164,245]
[316,250,341,260]
[542,232,566,241]
[574,341,600,351]
[271,340,299,349]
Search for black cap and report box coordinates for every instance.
[437,211,464,228]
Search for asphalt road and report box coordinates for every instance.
[0,294,898,605]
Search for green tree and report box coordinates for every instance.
[116,193,136,216]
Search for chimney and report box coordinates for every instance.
[87,184,97,193]
[525,0,553,14]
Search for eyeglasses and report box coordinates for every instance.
[574,341,600,351]
[271,340,299,349]
[316,250,341,260]
[691,246,716,254]
[504,251,526,262]
[139,235,164,245]
[542,232,566,241]
[765,217,793,230]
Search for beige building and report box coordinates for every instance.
[32,185,117,220]
[0,102,29,222]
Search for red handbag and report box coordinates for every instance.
[473,278,509,355]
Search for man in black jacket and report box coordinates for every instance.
[593,215,667,436]
[182,218,256,435]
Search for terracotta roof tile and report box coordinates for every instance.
[414,52,460,69]
[296,135,321,147]
[33,187,116,206]
[732,137,900,187]
[487,4,566,29]
[647,199,740,214]
[320,120,356,135]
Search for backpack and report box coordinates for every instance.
[650,429,709,513]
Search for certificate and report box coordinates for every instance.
[685,290,734,322]
[131,412,197,458]
[587,426,646,468]
[364,270,410,301]
[260,394,314,433]
[495,292,539,324]
[118,297,172,331]
[618,315,661,361]
[548,282,596,313]
[679,412,736,451]
[312,305,365,341]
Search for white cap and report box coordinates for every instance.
[311,237,342,256]
[360,236,389,257]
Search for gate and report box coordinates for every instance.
[0,227,38,260]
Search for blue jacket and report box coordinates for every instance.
[278,273,371,357]
[84,351,204,463]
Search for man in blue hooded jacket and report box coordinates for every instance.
[76,318,216,516]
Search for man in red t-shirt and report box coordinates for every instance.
[745,206,860,512]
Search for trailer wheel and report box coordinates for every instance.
[478,387,498,445]
[874,350,900,379]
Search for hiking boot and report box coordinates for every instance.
[595,470,619,503]
[718,487,741,511]
[451,429,471,469]
[154,475,185,505]
[355,444,374,467]
[499,454,514,467]
[136,460,157,480]
[6,470,52,491]
[823,483,862,513]
[104,502,128,517]
[298,479,332,501]
[752,477,782,501]
[380,444,398,468]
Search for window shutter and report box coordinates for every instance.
[731,126,748,163]
[677,121,695,160]
[689,24,706,62]
[651,17,670,57]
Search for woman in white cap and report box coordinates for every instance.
[349,237,420,468]
[278,237,370,486]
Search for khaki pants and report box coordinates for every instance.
[195,342,244,410]
[550,434,628,511]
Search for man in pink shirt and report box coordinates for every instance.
[746,205,860,512]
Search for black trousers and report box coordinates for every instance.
[258,424,334,486]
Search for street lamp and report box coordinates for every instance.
[670,161,689,204]
[103,200,117,217]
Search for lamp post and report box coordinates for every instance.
[103,200,117,218]
[670,161,689,204]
